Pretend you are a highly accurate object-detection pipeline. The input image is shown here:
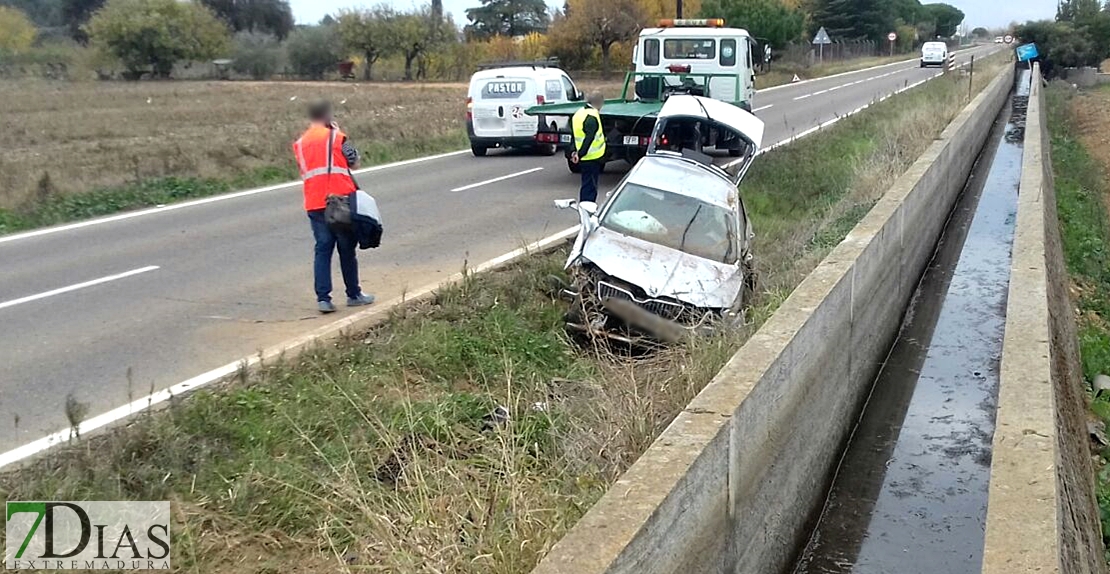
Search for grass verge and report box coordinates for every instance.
[1047,84,1110,562]
[0,130,469,235]
[0,64,1006,573]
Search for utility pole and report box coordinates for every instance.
[677,0,683,18]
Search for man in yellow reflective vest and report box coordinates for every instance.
[569,92,606,203]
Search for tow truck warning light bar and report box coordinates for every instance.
[658,18,725,27]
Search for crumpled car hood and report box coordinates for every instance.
[579,226,743,309]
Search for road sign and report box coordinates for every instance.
[887,32,897,42]
[1015,43,1039,62]
[1004,34,1014,44]
[812,27,832,45]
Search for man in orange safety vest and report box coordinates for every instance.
[294,100,375,314]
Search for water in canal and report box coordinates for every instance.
[791,70,1031,574]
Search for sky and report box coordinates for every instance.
[287,0,1058,31]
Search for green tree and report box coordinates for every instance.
[231,31,282,79]
[62,0,105,42]
[393,7,444,81]
[971,26,989,38]
[86,0,230,78]
[1057,0,1102,23]
[886,0,922,27]
[464,0,550,39]
[285,24,342,79]
[701,0,804,48]
[0,0,63,27]
[337,6,397,81]
[1015,19,1105,71]
[919,3,964,38]
[810,0,890,42]
[198,0,294,40]
[0,5,36,51]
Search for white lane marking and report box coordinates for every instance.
[0,266,160,311]
[0,47,1001,470]
[450,167,544,192]
[0,150,471,246]
[0,227,580,471]
[753,104,774,112]
[758,44,991,95]
[790,52,978,102]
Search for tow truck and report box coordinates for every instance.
[526,18,759,173]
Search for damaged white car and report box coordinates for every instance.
[555,95,764,345]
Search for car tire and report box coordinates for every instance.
[471,144,488,157]
[537,144,558,156]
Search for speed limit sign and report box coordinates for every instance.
[1004,34,1014,44]
[888,32,897,42]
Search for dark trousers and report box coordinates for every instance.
[308,210,361,302]
[579,160,602,203]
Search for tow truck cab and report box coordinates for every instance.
[634,19,757,112]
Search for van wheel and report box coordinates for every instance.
[471,144,488,157]
[538,144,558,156]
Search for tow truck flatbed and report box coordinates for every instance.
[527,70,751,171]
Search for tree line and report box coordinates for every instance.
[1015,0,1110,74]
[0,0,974,82]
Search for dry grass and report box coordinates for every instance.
[0,80,468,210]
[1069,85,1110,216]
[0,62,1009,574]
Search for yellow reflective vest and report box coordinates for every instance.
[572,106,606,162]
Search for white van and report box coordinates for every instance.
[920,41,948,68]
[466,62,582,157]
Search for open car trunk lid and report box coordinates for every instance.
[649,95,764,185]
[472,77,538,138]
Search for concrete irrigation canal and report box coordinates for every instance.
[531,63,1106,574]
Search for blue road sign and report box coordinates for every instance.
[1015,43,1039,62]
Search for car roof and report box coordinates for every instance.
[470,67,566,81]
[624,155,739,210]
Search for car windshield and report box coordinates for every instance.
[600,182,738,263]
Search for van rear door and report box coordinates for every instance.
[472,77,537,140]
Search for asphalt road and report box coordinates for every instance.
[0,45,1001,457]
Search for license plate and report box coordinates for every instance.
[623,136,640,145]
[560,134,572,143]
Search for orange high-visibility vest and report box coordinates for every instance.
[293,123,358,211]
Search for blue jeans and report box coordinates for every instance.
[579,160,601,203]
[308,210,361,303]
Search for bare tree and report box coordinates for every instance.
[337,5,396,81]
[570,0,646,78]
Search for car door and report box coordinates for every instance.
[472,77,531,140]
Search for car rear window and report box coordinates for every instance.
[479,79,531,100]
[664,39,716,60]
